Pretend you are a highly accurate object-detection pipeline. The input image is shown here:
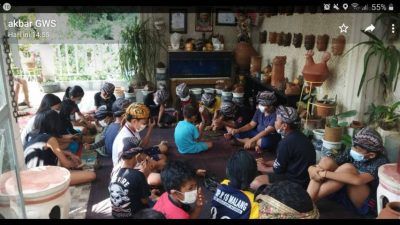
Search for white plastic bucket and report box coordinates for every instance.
[232,92,244,98]
[313,129,325,141]
[190,88,202,95]
[204,88,215,94]
[322,138,342,150]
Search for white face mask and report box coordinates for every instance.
[136,124,147,132]
[350,149,365,162]
[99,120,108,127]
[258,105,266,113]
[180,95,190,102]
[177,189,197,204]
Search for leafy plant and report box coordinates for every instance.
[344,30,400,100]
[326,110,357,128]
[318,94,336,104]
[119,17,166,87]
[365,101,400,130]
[341,134,353,148]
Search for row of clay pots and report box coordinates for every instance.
[267,32,346,55]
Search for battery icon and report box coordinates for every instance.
[389,3,394,11]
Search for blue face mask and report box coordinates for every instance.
[350,149,365,162]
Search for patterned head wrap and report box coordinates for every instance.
[232,97,244,107]
[122,136,141,152]
[353,127,385,153]
[201,93,216,107]
[276,105,298,124]
[126,103,150,119]
[256,195,320,219]
[94,105,113,120]
[112,98,131,117]
[101,82,115,95]
[220,101,236,118]
[176,83,189,98]
[155,89,169,104]
[257,91,277,106]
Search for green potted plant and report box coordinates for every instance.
[365,101,400,143]
[314,94,337,119]
[119,17,166,102]
[324,110,357,142]
[344,14,400,101]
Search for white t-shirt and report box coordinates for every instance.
[20,115,36,147]
[112,125,141,167]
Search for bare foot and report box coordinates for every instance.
[224,133,232,140]
[257,161,271,173]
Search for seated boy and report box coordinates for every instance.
[173,83,198,121]
[153,160,204,219]
[211,100,252,132]
[199,93,221,129]
[307,127,389,217]
[174,105,213,154]
[229,91,281,153]
[144,85,176,128]
[256,180,319,219]
[109,143,153,218]
[94,82,116,111]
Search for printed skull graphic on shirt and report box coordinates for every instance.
[109,183,130,208]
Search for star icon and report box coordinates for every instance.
[339,23,349,33]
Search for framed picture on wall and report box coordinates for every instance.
[169,9,187,33]
[195,8,213,32]
[216,8,237,26]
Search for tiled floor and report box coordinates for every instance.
[69,184,92,219]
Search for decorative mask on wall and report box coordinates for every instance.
[292,33,303,48]
[317,34,330,51]
[269,32,278,44]
[277,32,285,46]
[260,31,268,44]
[331,35,346,56]
[304,34,316,50]
[283,33,292,47]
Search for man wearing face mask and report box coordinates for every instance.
[256,106,316,189]
[230,91,281,153]
[173,83,198,121]
[94,82,116,111]
[112,103,167,187]
[153,160,204,219]
[307,127,389,217]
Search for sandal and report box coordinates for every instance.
[17,111,30,117]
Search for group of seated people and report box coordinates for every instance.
[19,80,389,219]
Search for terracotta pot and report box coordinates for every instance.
[234,42,258,71]
[250,56,262,75]
[377,202,400,219]
[277,32,285,46]
[317,34,330,51]
[285,82,300,96]
[269,32,278,44]
[260,31,268,44]
[315,101,336,118]
[332,35,346,56]
[271,56,286,90]
[350,121,364,129]
[293,33,303,48]
[283,33,292,47]
[302,50,331,86]
[324,125,343,142]
[304,34,316,50]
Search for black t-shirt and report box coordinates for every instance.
[24,133,58,168]
[109,168,151,218]
[173,94,198,120]
[94,92,116,111]
[273,130,316,188]
[60,99,80,134]
[144,93,160,117]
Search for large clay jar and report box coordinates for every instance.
[283,33,292,47]
[293,33,303,48]
[317,34,330,51]
[332,35,346,56]
[234,42,258,72]
[269,32,278,44]
[302,50,331,86]
[277,32,285,46]
[377,202,400,219]
[304,34,316,50]
[271,56,287,90]
[250,56,262,75]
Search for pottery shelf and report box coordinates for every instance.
[299,80,336,128]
